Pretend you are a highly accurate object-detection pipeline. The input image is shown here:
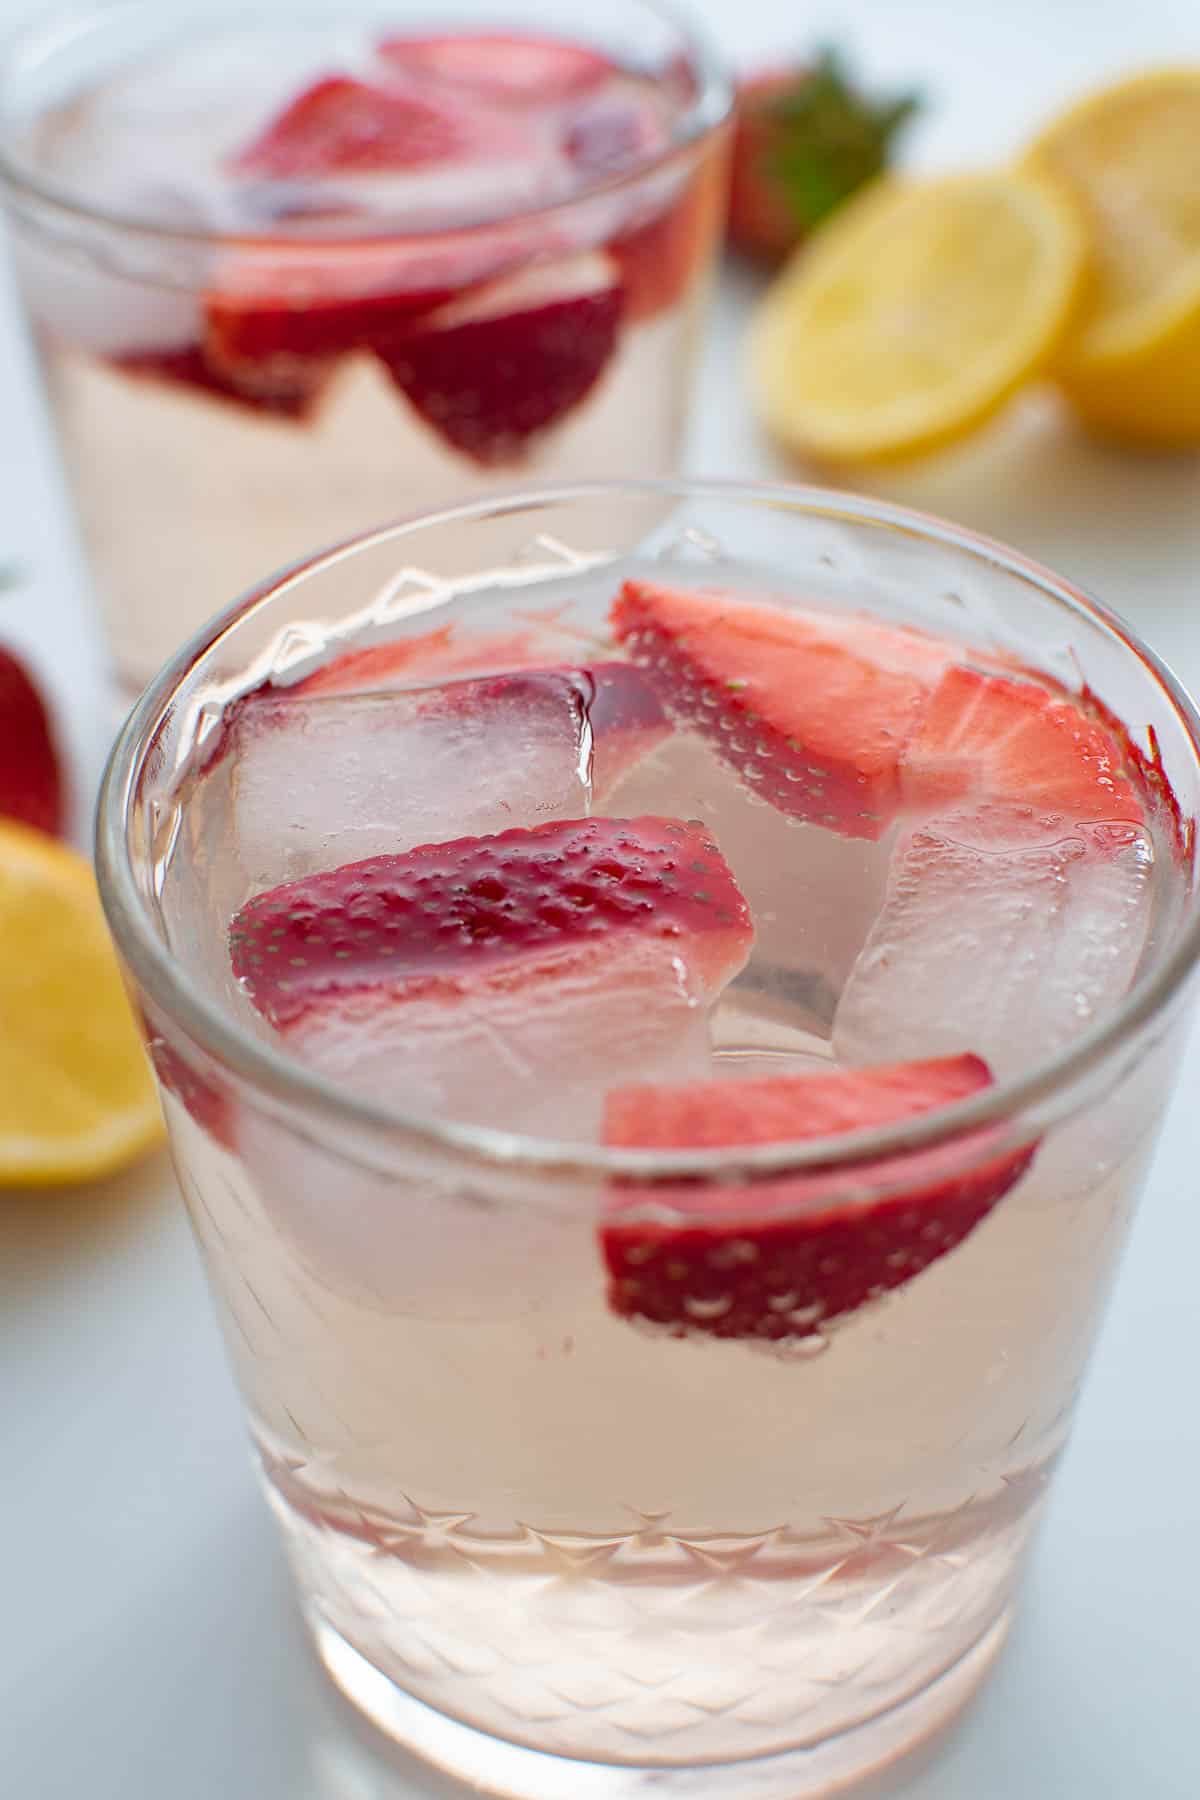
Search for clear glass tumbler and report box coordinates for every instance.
[96,483,1200,1799]
[0,1,729,692]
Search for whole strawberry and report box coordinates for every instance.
[0,642,65,837]
[728,48,922,263]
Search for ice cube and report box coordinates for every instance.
[605,733,894,1032]
[290,940,713,1143]
[834,819,1155,1076]
[225,669,591,892]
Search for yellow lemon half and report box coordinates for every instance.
[0,820,163,1186]
[747,170,1087,463]
[1024,67,1200,446]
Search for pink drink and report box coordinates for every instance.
[98,488,1200,1798]
[0,5,729,688]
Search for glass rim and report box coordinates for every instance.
[97,477,1200,1181]
[0,0,732,252]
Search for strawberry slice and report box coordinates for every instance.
[203,209,561,395]
[377,33,612,106]
[230,815,751,1033]
[0,645,66,837]
[602,1054,1034,1341]
[611,582,951,839]
[230,818,751,1136]
[114,343,323,419]
[608,150,730,322]
[900,665,1143,826]
[287,626,670,800]
[146,1034,234,1151]
[203,249,459,392]
[381,256,623,464]
[231,76,487,178]
[290,624,543,698]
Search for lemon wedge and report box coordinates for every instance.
[1024,67,1200,445]
[747,170,1087,462]
[0,820,163,1186]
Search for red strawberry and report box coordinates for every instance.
[231,76,486,178]
[203,210,562,394]
[288,626,670,800]
[146,1035,233,1151]
[381,256,623,463]
[230,815,752,1036]
[0,645,66,837]
[376,33,612,106]
[901,666,1143,827]
[611,581,950,839]
[602,1054,1034,1341]
[114,342,322,419]
[609,146,730,322]
[1081,682,1190,861]
[585,663,673,795]
[291,624,542,698]
[203,250,459,394]
[728,51,921,263]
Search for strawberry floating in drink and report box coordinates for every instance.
[612,581,953,839]
[230,817,753,1137]
[602,1054,1034,1340]
[381,256,624,464]
[900,664,1144,827]
[231,76,496,179]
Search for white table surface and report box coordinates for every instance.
[3,1,1200,1794]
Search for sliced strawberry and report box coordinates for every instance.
[901,666,1143,827]
[231,76,485,178]
[602,1054,1034,1341]
[611,582,951,839]
[586,663,672,794]
[230,815,751,1034]
[146,1035,233,1151]
[287,626,669,799]
[377,33,612,106]
[609,149,729,321]
[203,251,457,391]
[113,343,324,419]
[291,624,543,698]
[381,256,623,464]
[203,214,561,392]
[0,646,66,837]
[1081,682,1190,861]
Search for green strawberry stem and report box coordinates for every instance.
[768,48,922,230]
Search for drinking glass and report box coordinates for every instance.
[96,482,1200,1799]
[0,1,730,691]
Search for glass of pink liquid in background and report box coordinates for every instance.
[0,1,730,692]
[97,482,1200,1798]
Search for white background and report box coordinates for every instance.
[3,1,1200,1795]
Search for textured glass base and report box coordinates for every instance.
[311,1609,1010,1799]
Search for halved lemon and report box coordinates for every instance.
[747,170,1087,463]
[1023,67,1200,446]
[0,820,163,1186]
